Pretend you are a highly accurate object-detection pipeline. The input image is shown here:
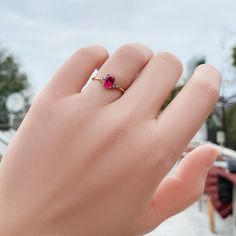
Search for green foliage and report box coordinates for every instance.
[226,104,236,150]
[232,47,236,67]
[227,46,236,150]
[0,48,29,128]
[207,108,222,145]
[205,46,236,150]
[161,85,183,110]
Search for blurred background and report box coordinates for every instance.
[0,0,236,235]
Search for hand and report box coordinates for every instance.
[0,43,221,236]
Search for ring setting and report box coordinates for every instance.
[92,74,125,93]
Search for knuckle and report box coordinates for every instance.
[75,45,108,61]
[117,43,152,63]
[154,52,183,76]
[30,96,90,128]
[75,47,95,58]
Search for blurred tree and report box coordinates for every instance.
[223,47,236,150]
[206,106,222,145]
[226,104,236,150]
[0,47,29,128]
[161,85,183,110]
[206,47,236,150]
[232,47,236,67]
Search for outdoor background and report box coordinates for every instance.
[0,0,236,235]
[1,0,236,93]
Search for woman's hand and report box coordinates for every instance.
[0,44,221,236]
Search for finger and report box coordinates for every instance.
[82,43,153,107]
[135,145,218,235]
[119,53,183,118]
[156,64,221,160]
[45,45,109,97]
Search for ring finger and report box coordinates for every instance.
[82,43,153,106]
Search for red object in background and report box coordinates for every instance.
[205,166,236,218]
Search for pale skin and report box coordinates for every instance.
[0,43,221,235]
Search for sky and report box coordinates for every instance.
[1,0,236,96]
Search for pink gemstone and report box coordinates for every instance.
[103,74,115,89]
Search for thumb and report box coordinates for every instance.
[135,144,218,235]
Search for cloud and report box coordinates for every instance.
[1,0,236,94]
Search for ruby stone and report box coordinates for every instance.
[103,74,115,89]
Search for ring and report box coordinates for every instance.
[92,74,125,93]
